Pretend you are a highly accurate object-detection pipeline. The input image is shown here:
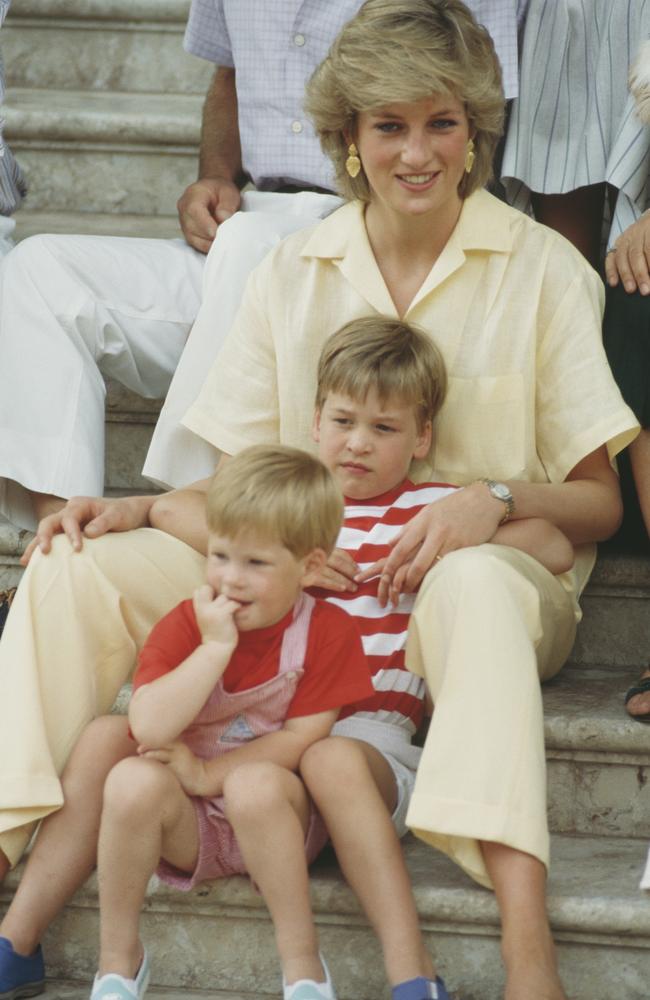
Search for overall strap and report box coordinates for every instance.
[278,592,316,675]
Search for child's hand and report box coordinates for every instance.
[139,740,207,796]
[309,548,359,592]
[193,585,240,648]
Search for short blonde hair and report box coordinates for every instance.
[305,0,504,201]
[206,445,343,557]
[315,316,447,432]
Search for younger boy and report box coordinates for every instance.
[89,444,377,1000]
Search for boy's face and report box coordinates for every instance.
[312,389,431,500]
[206,532,324,631]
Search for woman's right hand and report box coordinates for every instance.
[21,494,155,565]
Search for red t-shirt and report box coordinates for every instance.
[133,597,373,720]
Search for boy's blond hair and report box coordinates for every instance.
[206,445,343,557]
[315,316,447,431]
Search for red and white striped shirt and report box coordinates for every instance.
[311,479,458,735]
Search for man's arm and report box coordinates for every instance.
[177,66,245,253]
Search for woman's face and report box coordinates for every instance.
[354,94,471,221]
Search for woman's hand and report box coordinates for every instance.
[140,740,207,797]
[193,586,240,649]
[356,483,503,605]
[605,214,650,295]
[20,494,156,565]
[308,547,359,592]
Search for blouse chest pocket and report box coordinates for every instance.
[433,374,527,482]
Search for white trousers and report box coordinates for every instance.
[0,534,579,879]
[0,191,341,530]
[143,190,342,489]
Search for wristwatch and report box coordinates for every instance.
[478,478,514,525]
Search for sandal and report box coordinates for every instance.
[624,669,650,724]
[392,977,451,1000]
[0,588,16,640]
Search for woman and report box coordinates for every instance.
[0,2,638,998]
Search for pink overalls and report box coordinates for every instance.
[157,593,329,890]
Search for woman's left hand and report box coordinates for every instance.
[139,740,207,796]
[356,483,502,605]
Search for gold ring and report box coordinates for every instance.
[434,555,442,562]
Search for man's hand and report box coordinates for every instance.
[139,740,207,796]
[605,213,650,295]
[356,483,503,606]
[308,547,359,592]
[21,494,155,565]
[193,586,240,649]
[177,177,241,254]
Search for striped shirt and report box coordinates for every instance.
[501,0,650,248]
[0,0,26,217]
[311,479,457,735]
[184,0,526,192]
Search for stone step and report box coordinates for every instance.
[40,988,255,1000]
[13,209,182,241]
[4,0,211,95]
[3,88,202,215]
[2,833,648,1000]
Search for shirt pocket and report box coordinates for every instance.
[433,374,526,482]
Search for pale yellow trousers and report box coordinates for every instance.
[0,529,205,866]
[405,544,580,888]
[0,534,578,886]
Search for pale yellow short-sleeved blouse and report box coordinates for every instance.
[184,190,638,592]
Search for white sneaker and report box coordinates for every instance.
[283,954,337,1000]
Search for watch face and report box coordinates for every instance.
[492,483,511,500]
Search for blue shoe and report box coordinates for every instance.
[90,949,150,1000]
[392,976,451,1000]
[0,936,45,1000]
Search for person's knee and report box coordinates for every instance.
[421,545,511,595]
[300,735,366,791]
[102,756,169,820]
[223,761,289,824]
[1,234,54,278]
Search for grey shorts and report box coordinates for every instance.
[330,715,422,839]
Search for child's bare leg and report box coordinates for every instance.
[481,841,567,1000]
[300,736,434,985]
[223,761,324,987]
[97,757,199,978]
[1,716,135,954]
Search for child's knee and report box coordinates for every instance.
[223,761,289,823]
[300,735,362,786]
[102,755,169,818]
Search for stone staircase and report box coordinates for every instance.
[1,3,650,999]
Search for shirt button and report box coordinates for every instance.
[291,120,303,134]
[294,33,306,46]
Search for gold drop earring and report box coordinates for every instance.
[345,142,361,178]
[465,138,475,174]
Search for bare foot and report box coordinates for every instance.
[625,668,650,721]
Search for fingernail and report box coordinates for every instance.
[625,281,636,292]
[641,284,650,296]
